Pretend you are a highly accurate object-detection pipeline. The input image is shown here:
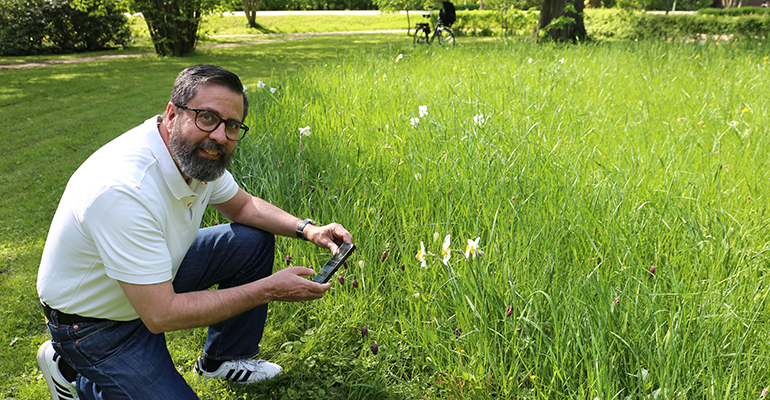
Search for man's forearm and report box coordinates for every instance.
[120,267,327,334]
[121,279,273,334]
[213,189,304,239]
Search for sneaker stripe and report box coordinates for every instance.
[241,371,252,382]
[55,385,76,400]
[231,370,244,382]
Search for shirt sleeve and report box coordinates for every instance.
[83,186,173,285]
[208,170,240,205]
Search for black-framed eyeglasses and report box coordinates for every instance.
[175,104,250,141]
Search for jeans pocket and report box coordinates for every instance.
[51,319,142,368]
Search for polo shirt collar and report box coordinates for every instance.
[145,116,197,200]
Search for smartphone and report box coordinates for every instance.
[312,242,356,284]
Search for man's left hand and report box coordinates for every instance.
[304,223,353,254]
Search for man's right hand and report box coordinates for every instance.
[265,266,331,302]
[120,266,331,334]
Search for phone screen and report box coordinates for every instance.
[312,242,356,283]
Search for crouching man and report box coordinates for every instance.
[36,64,353,400]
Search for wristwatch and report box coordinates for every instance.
[296,219,316,241]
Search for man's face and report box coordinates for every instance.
[167,82,243,182]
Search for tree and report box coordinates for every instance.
[133,0,202,56]
[538,0,586,42]
[244,0,264,29]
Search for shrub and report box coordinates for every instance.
[0,0,49,56]
[585,9,770,41]
[698,6,770,16]
[443,9,539,36]
[0,0,130,56]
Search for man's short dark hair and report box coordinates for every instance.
[171,64,249,121]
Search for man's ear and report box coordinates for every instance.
[164,102,178,122]
[158,102,177,144]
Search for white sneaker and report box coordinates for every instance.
[37,340,79,400]
[194,357,283,384]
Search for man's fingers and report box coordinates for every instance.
[309,282,331,295]
[297,267,315,276]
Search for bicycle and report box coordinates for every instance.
[413,1,455,48]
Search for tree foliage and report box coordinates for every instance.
[372,0,426,12]
[0,0,130,56]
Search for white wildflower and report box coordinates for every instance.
[473,114,489,127]
[416,241,427,268]
[441,234,451,265]
[464,237,481,259]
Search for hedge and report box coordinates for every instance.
[0,0,130,56]
[586,8,770,41]
[418,8,770,40]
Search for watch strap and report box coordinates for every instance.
[296,219,316,241]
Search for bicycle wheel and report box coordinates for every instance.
[436,27,455,48]
[413,30,429,46]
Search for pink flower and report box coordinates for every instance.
[352,280,359,288]
[370,343,379,355]
[381,251,388,263]
[284,255,291,266]
[650,265,656,274]
[506,305,513,318]
[361,326,369,338]
[454,328,462,337]
[338,276,344,285]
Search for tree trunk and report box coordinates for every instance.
[135,0,201,56]
[244,0,264,29]
[538,0,586,43]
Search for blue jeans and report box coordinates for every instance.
[46,223,275,400]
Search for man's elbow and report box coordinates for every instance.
[141,315,175,334]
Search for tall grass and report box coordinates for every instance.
[221,39,770,398]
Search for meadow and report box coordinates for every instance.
[2,24,770,400]
[229,39,770,399]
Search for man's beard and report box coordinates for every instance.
[169,124,232,182]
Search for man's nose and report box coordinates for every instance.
[209,122,229,144]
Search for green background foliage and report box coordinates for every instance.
[0,0,130,56]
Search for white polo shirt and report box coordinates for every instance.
[37,116,239,321]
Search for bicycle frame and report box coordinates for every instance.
[413,13,454,48]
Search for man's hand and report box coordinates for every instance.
[303,223,353,254]
[265,266,331,302]
[120,266,331,334]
